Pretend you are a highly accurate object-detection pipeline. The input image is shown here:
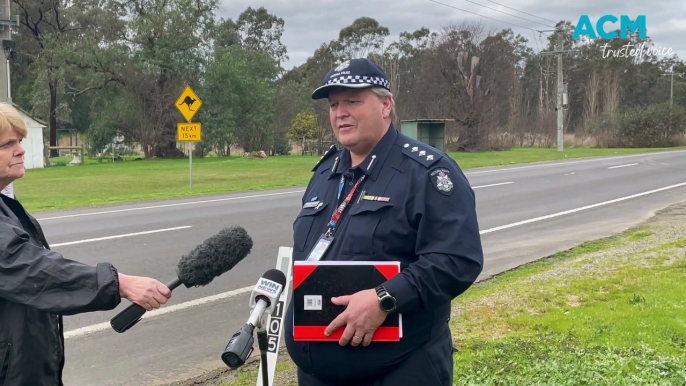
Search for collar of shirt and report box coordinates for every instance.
[329,124,398,181]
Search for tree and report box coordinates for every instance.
[83,0,219,158]
[12,0,123,156]
[202,45,279,154]
[236,6,288,72]
[288,111,322,155]
[272,80,311,155]
[337,17,389,60]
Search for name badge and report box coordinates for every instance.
[303,201,322,209]
[306,233,334,261]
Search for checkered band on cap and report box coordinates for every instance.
[325,75,390,90]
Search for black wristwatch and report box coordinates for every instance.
[375,285,397,313]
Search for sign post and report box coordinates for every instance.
[256,247,292,386]
[175,85,202,189]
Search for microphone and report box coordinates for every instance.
[110,225,253,333]
[221,268,287,369]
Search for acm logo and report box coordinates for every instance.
[572,15,646,41]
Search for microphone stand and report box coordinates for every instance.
[256,313,269,386]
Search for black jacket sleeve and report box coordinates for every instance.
[382,160,484,314]
[0,217,121,315]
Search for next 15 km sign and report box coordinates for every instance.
[178,123,201,142]
[175,85,202,189]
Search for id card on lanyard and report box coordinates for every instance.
[305,174,367,261]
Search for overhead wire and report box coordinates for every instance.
[482,0,558,25]
[427,0,538,32]
[456,0,556,28]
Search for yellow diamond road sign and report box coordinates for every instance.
[175,85,202,122]
[178,123,201,142]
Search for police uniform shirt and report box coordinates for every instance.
[284,124,484,383]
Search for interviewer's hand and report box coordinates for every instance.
[118,274,172,311]
[324,289,387,347]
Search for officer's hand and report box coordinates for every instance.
[118,273,172,311]
[324,289,388,347]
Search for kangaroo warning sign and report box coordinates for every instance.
[175,85,202,123]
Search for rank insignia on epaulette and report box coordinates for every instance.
[312,144,339,171]
[401,142,442,168]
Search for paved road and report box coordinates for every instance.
[32,150,686,386]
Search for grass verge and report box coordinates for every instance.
[185,200,686,386]
[17,146,686,214]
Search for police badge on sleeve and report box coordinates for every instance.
[429,168,454,195]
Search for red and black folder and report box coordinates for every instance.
[292,261,403,342]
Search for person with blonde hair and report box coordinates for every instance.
[0,102,173,385]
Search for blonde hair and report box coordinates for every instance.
[0,103,27,139]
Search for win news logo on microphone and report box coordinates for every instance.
[257,278,283,296]
[250,275,284,313]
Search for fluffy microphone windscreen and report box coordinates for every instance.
[177,225,253,287]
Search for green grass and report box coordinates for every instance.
[212,206,686,386]
[449,225,686,385]
[17,146,686,213]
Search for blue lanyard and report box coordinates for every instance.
[336,175,345,203]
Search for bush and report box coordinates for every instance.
[617,103,686,147]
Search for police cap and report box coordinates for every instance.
[311,58,391,100]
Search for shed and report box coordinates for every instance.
[14,103,46,169]
[399,119,454,152]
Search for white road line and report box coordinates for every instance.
[608,163,638,169]
[480,181,686,234]
[37,150,686,222]
[473,181,513,189]
[51,226,192,247]
[63,180,686,339]
[465,150,684,175]
[63,285,254,339]
[36,190,305,221]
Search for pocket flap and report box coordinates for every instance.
[350,200,394,215]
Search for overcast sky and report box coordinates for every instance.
[217,0,686,71]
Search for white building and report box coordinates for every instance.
[14,103,45,169]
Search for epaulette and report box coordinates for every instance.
[401,141,443,168]
[312,144,339,171]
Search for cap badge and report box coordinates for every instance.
[334,60,350,72]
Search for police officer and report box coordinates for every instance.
[284,58,484,386]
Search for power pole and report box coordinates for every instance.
[671,71,674,108]
[540,30,578,151]
[0,0,18,105]
[661,66,674,108]
[556,35,563,151]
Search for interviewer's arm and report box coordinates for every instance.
[0,218,121,315]
[382,162,484,314]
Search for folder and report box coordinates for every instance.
[292,260,403,342]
